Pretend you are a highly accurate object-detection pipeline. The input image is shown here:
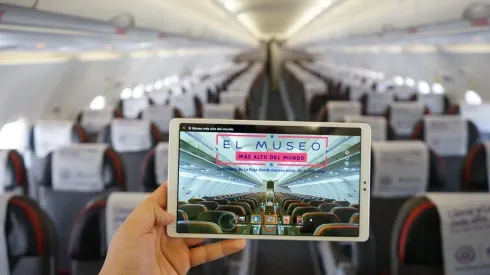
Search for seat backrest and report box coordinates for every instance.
[189,198,205,204]
[69,192,147,275]
[283,200,301,211]
[39,145,126,272]
[301,213,340,233]
[238,199,256,210]
[319,203,340,212]
[330,207,359,223]
[168,92,202,118]
[350,213,360,224]
[414,93,450,115]
[1,194,57,275]
[458,103,490,140]
[220,92,248,115]
[178,204,207,220]
[140,105,178,136]
[229,202,252,214]
[202,104,240,119]
[140,142,169,192]
[287,203,310,215]
[216,205,246,217]
[360,92,394,115]
[332,200,350,207]
[197,210,236,226]
[0,150,29,196]
[385,102,425,139]
[319,101,362,122]
[27,121,88,199]
[98,120,161,191]
[198,201,220,211]
[76,108,122,141]
[291,206,320,223]
[309,200,326,207]
[214,199,230,206]
[461,143,489,191]
[314,223,359,237]
[177,221,223,234]
[119,97,150,119]
[411,116,480,191]
[344,115,396,141]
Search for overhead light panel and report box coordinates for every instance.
[282,0,333,39]
[237,13,262,38]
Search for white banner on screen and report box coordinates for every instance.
[345,115,387,141]
[81,108,113,133]
[142,105,173,133]
[424,116,467,156]
[122,97,149,118]
[427,193,490,275]
[155,142,169,184]
[366,93,393,115]
[327,101,361,122]
[105,192,149,246]
[390,102,424,135]
[372,141,429,197]
[111,120,152,152]
[203,104,235,119]
[34,120,73,158]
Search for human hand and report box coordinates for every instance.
[99,183,247,275]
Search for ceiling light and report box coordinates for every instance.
[154,80,164,90]
[405,78,416,87]
[432,83,445,94]
[393,76,404,86]
[132,85,144,98]
[120,88,132,99]
[282,0,333,38]
[237,13,262,37]
[220,0,239,12]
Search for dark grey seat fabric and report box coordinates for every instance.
[2,195,57,275]
[1,150,29,195]
[39,147,126,273]
[26,124,88,199]
[97,122,161,192]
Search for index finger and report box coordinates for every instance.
[189,239,246,267]
[150,182,168,208]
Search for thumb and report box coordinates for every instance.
[121,195,175,235]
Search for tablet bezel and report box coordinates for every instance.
[167,118,371,242]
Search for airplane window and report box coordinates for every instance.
[89,96,106,110]
[432,83,445,94]
[417,81,430,94]
[393,76,404,86]
[405,78,416,87]
[120,88,132,99]
[132,85,145,98]
[0,118,27,151]
[465,90,482,105]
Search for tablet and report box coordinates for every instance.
[167,119,371,242]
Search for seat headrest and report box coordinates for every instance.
[28,121,88,158]
[461,143,489,191]
[119,97,151,119]
[323,101,362,122]
[139,105,175,134]
[414,93,450,115]
[360,92,394,115]
[2,195,53,271]
[371,141,445,196]
[313,223,359,237]
[76,108,120,134]
[411,117,480,157]
[140,143,169,192]
[40,146,126,191]
[97,120,161,153]
[344,115,396,141]
[202,104,238,119]
[385,102,426,136]
[0,150,28,195]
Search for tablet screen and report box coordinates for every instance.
[176,123,361,237]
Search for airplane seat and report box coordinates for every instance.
[216,205,246,218]
[178,201,188,207]
[0,194,57,275]
[350,203,360,209]
[229,202,252,214]
[177,221,223,234]
[140,142,169,192]
[238,199,256,210]
[178,209,189,221]
[309,200,327,207]
[332,200,350,207]
[198,201,220,211]
[411,117,480,191]
[301,198,314,203]
[349,213,360,223]
[76,108,123,142]
[39,145,126,273]
[98,120,161,191]
[287,203,310,215]
[197,211,238,232]
[319,203,341,212]
[178,204,207,221]
[391,196,445,275]
[189,198,205,204]
[69,192,148,275]
[291,206,320,224]
[316,101,361,122]
[410,93,451,115]
[138,105,182,139]
[365,141,445,275]
[0,150,29,195]
[314,224,359,237]
[118,97,152,119]
[27,121,89,199]
[460,143,489,191]
[201,104,243,119]
[384,103,429,140]
[282,199,300,211]
[301,213,340,233]
[330,207,359,223]
[219,92,249,118]
[359,92,394,116]
[213,199,230,205]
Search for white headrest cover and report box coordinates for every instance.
[366,93,394,115]
[460,103,490,133]
[424,116,468,156]
[0,194,13,275]
[155,143,169,184]
[349,86,366,101]
[390,102,424,135]
[303,81,327,104]
[420,94,444,114]
[147,90,169,105]
[142,105,173,133]
[0,150,9,194]
[51,144,108,192]
[220,92,248,112]
[105,192,149,246]
[326,101,361,122]
[122,97,149,119]
[203,104,235,119]
[171,93,195,117]
[81,108,113,134]
[426,193,490,275]
[345,115,387,141]
[372,141,429,197]
[110,119,152,152]
[394,86,415,100]
[34,120,73,158]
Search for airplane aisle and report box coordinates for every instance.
[252,87,322,275]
